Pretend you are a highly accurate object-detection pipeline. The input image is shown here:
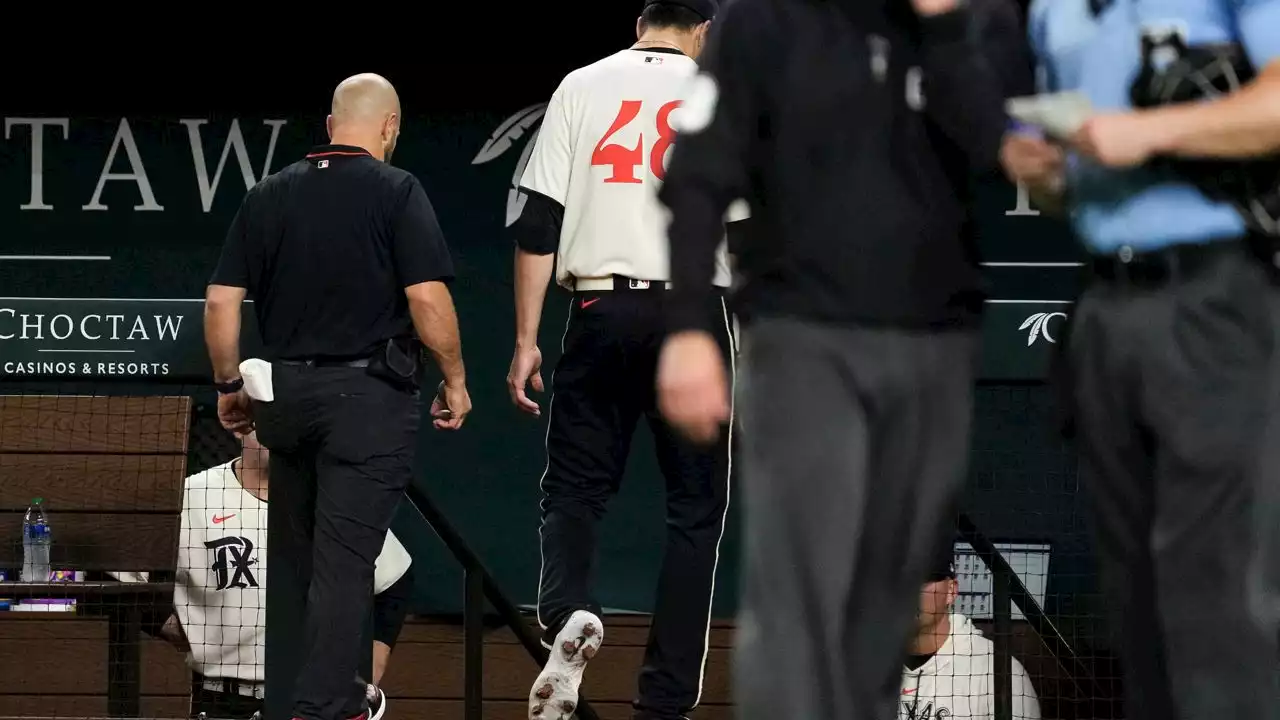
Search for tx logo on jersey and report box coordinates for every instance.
[472,103,549,228]
[1019,311,1069,346]
[901,699,951,720]
[206,536,260,591]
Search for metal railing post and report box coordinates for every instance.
[404,485,600,720]
[957,514,1104,702]
[464,568,484,720]
[993,570,1013,720]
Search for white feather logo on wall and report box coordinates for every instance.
[1018,312,1068,346]
[472,103,548,227]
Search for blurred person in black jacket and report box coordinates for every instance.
[654,0,1031,717]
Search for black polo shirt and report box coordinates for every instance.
[210,144,455,361]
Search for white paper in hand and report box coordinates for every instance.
[239,359,274,402]
[1006,92,1094,140]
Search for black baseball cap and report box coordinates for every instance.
[642,0,719,21]
[926,541,958,582]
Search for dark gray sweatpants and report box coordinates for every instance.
[733,318,980,720]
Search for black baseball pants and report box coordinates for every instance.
[536,284,734,720]
[255,364,420,720]
[1062,242,1280,720]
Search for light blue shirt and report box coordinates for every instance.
[1028,0,1280,252]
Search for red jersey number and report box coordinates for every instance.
[590,99,681,184]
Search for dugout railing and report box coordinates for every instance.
[958,513,1104,720]
[400,473,602,720]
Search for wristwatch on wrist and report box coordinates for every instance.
[214,378,244,395]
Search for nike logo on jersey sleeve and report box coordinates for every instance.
[212,514,236,524]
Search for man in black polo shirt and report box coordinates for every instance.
[204,72,469,720]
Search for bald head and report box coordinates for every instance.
[331,73,400,122]
[326,73,402,161]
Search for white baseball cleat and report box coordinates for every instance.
[528,610,604,720]
[366,683,387,720]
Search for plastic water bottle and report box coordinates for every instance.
[21,498,51,583]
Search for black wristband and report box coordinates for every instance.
[214,377,244,395]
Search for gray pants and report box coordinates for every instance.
[1255,278,1280,638]
[1065,247,1280,720]
[733,318,979,720]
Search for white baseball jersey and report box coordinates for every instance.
[520,48,747,290]
[115,460,412,681]
[899,614,1041,720]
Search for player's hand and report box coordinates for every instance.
[506,345,545,417]
[217,389,254,435]
[657,330,730,445]
[1000,133,1066,193]
[910,0,961,16]
[1069,112,1159,168]
[432,379,472,430]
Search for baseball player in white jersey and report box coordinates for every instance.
[116,432,414,720]
[898,546,1041,720]
[503,1,747,718]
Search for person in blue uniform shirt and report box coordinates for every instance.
[1002,1,1280,718]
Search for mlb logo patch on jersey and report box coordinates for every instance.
[317,159,329,169]
[645,56,664,65]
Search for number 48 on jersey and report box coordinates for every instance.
[591,99,682,184]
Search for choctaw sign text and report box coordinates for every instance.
[0,114,1073,380]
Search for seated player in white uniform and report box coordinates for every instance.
[115,432,414,720]
[899,545,1041,720]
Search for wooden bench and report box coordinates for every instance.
[0,394,191,717]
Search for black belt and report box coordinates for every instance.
[1088,239,1244,286]
[277,357,370,368]
[573,275,727,294]
[193,675,264,699]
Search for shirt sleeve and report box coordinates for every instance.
[209,200,251,288]
[724,198,751,223]
[660,0,765,333]
[973,0,1036,100]
[917,6,1013,173]
[725,218,753,257]
[519,85,574,205]
[392,177,456,287]
[1232,0,1280,68]
[372,565,413,648]
[509,188,566,255]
